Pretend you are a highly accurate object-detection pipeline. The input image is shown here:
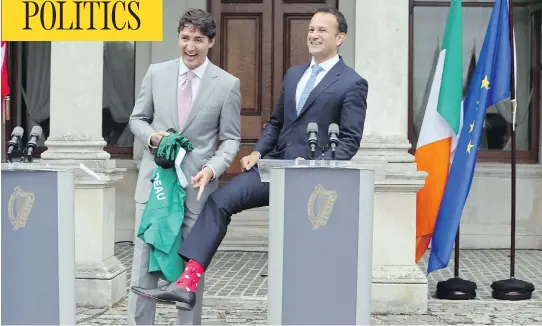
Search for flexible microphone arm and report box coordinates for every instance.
[307,122,319,159]
[23,126,43,163]
[328,123,339,160]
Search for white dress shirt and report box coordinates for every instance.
[295,54,340,108]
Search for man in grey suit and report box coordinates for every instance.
[127,8,241,325]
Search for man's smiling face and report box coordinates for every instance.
[307,12,345,63]
[178,23,215,70]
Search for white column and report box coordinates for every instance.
[42,42,109,160]
[354,0,429,314]
[41,42,126,308]
[355,0,414,163]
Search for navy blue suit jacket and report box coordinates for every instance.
[254,57,368,160]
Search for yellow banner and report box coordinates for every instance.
[2,0,163,41]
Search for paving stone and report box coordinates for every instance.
[117,243,542,301]
[80,244,542,325]
[80,298,542,325]
[372,314,444,325]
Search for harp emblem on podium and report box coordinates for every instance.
[307,184,337,230]
[8,186,35,231]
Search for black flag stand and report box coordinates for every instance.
[491,0,535,301]
[435,228,477,300]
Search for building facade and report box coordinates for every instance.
[4,0,542,311]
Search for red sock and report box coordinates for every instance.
[175,260,205,292]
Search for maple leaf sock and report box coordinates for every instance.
[175,259,205,292]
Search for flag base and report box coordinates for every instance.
[436,277,477,300]
[491,278,535,300]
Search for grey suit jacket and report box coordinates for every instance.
[130,58,241,214]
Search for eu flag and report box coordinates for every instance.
[427,0,511,273]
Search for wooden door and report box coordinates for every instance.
[209,0,337,182]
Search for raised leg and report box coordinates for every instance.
[130,168,269,310]
[179,168,269,268]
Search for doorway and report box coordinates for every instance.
[209,0,338,182]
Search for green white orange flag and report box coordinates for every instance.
[415,0,463,263]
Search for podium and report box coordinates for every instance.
[1,162,83,325]
[259,159,375,325]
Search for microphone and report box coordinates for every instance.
[328,123,339,160]
[307,122,319,159]
[7,126,24,163]
[23,126,43,162]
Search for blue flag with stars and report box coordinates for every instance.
[427,0,511,273]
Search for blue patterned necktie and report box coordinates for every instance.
[296,64,324,116]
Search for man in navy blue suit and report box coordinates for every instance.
[131,7,369,310]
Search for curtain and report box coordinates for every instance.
[102,41,135,147]
[23,42,50,146]
[22,41,136,148]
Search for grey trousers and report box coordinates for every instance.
[127,203,205,325]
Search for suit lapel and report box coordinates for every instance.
[296,59,344,119]
[287,64,309,120]
[168,59,181,131]
[179,62,219,133]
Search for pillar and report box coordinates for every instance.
[41,42,127,308]
[354,0,429,314]
[43,42,110,160]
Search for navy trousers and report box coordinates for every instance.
[178,168,269,268]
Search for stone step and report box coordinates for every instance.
[219,207,270,252]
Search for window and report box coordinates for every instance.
[5,41,136,159]
[409,1,541,163]
[102,41,136,158]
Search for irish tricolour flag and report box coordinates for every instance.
[415,0,463,263]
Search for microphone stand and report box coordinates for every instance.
[23,144,36,163]
[308,134,318,160]
[328,131,338,161]
[7,140,23,163]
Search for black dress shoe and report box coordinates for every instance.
[131,282,195,311]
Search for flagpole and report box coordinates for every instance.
[434,0,478,301]
[508,0,517,280]
[454,228,460,277]
[437,225,475,300]
[491,0,534,300]
[453,45,477,280]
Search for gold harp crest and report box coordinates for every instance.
[307,184,337,230]
[8,186,35,231]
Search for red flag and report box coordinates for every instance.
[1,41,10,99]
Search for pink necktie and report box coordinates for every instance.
[178,71,195,128]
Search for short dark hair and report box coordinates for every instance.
[177,8,216,40]
[315,7,347,34]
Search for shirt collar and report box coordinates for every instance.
[179,57,209,79]
[309,54,340,72]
